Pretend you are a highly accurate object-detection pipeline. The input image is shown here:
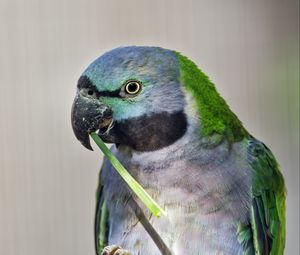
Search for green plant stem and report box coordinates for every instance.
[90,132,166,217]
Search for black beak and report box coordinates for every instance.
[71,92,113,150]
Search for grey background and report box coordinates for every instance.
[0,0,299,254]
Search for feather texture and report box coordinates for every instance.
[95,170,109,254]
[237,139,286,255]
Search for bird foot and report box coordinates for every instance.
[101,245,131,255]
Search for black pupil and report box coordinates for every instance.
[127,82,138,93]
[88,90,94,96]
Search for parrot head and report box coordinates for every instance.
[71,46,247,151]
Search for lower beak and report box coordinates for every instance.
[71,93,113,150]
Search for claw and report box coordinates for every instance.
[101,245,130,255]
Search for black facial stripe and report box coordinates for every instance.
[98,90,121,98]
[110,111,188,152]
[77,75,121,98]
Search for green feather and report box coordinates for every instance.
[238,139,286,255]
[175,52,249,143]
[98,200,109,252]
[95,168,109,255]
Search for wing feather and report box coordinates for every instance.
[238,139,286,255]
[95,163,110,255]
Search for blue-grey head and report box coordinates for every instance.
[71,46,247,151]
[71,46,188,151]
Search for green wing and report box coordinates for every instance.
[95,164,109,255]
[238,139,286,255]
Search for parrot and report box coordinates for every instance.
[71,46,286,255]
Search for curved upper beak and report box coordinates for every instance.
[71,92,113,150]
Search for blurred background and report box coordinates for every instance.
[0,0,298,254]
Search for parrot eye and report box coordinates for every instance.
[124,81,142,95]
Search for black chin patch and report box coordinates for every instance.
[112,111,187,152]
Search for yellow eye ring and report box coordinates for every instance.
[124,81,142,95]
